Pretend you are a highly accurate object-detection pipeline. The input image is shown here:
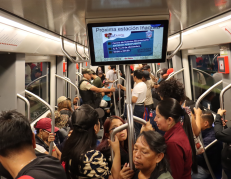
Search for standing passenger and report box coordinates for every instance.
[142,70,154,120]
[106,65,117,87]
[79,68,115,108]
[61,104,121,179]
[118,70,147,137]
[214,108,231,178]
[155,98,197,179]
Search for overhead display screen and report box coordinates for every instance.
[87,20,169,65]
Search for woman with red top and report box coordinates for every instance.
[154,98,197,179]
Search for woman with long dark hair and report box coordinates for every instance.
[154,98,197,179]
[61,104,121,179]
[119,131,173,179]
[97,116,129,169]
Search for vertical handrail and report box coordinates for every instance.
[166,11,183,59]
[166,68,184,81]
[17,94,31,122]
[110,123,128,162]
[46,67,49,102]
[25,90,55,155]
[220,83,231,110]
[219,83,231,121]
[126,65,134,169]
[195,80,222,179]
[26,75,47,89]
[113,79,119,116]
[116,65,121,117]
[120,77,126,115]
[55,74,80,106]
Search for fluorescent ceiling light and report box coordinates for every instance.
[0,16,75,46]
[168,14,231,40]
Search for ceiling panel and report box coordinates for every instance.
[0,0,230,44]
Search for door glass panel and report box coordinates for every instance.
[25,62,50,122]
[189,54,221,113]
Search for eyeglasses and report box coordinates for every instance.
[43,130,50,134]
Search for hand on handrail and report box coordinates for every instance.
[140,120,154,133]
[217,108,226,116]
[119,163,134,179]
[108,135,120,153]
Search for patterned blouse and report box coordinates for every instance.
[70,150,110,179]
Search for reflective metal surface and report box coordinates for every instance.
[0,0,230,43]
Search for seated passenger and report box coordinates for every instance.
[214,108,231,178]
[154,98,197,179]
[61,104,121,179]
[119,131,173,179]
[102,92,113,124]
[97,116,129,169]
[34,118,62,160]
[192,111,222,179]
[0,110,67,179]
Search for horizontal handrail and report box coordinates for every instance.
[193,68,212,78]
[166,68,184,81]
[17,93,31,122]
[26,75,47,89]
[110,123,128,162]
[25,90,55,155]
[55,74,80,105]
[76,72,83,76]
[205,139,217,151]
[156,69,161,75]
[133,116,147,125]
[61,37,86,63]
[195,80,223,109]
[220,83,231,110]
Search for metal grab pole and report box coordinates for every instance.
[75,43,86,61]
[193,68,212,78]
[166,68,184,81]
[55,75,80,106]
[167,12,183,59]
[195,80,223,108]
[26,75,47,89]
[17,94,31,122]
[25,90,55,155]
[220,83,231,112]
[116,65,122,117]
[46,67,49,102]
[110,123,128,163]
[61,37,86,63]
[126,65,134,170]
[195,80,222,179]
[133,116,147,125]
[113,79,119,116]
[205,139,217,150]
[84,47,89,60]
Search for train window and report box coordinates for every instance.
[189,54,221,113]
[25,62,50,122]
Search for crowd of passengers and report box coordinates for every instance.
[1,64,231,179]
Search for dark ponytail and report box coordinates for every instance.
[182,109,198,173]
[157,98,197,173]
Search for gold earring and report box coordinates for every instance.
[41,135,43,140]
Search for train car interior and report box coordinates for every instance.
[1,0,231,179]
